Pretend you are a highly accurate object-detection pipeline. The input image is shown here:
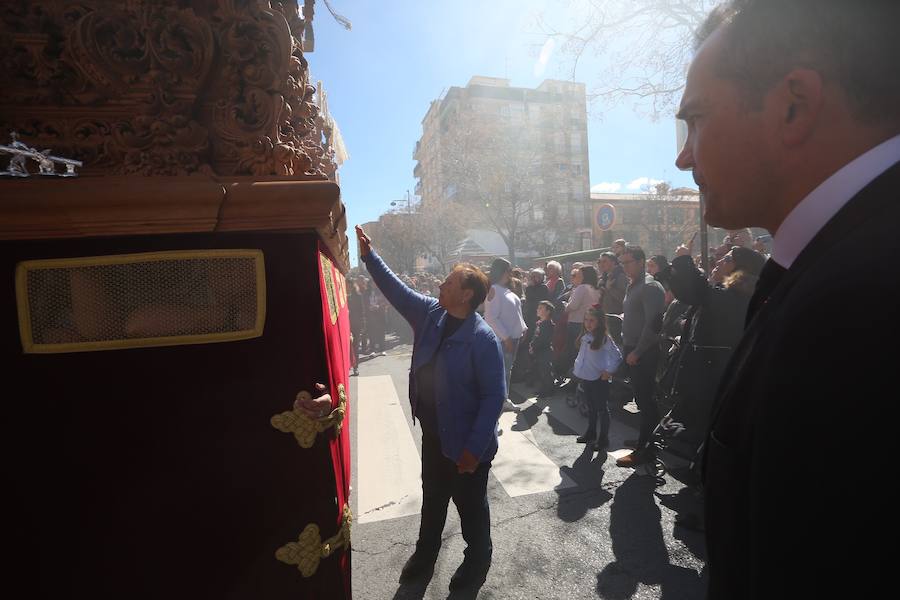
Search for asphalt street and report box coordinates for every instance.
[349,341,707,600]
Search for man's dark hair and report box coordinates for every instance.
[650,255,670,270]
[730,246,767,277]
[697,0,900,128]
[489,257,511,285]
[580,265,599,289]
[599,251,618,264]
[454,263,490,311]
[537,300,555,314]
[622,245,646,263]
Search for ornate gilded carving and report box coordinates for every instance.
[275,503,352,578]
[320,252,338,325]
[0,1,336,178]
[271,383,346,448]
[334,383,347,436]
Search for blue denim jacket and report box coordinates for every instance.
[362,250,506,463]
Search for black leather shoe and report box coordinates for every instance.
[399,549,438,583]
[448,557,491,591]
[576,433,596,443]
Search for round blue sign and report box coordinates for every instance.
[596,204,616,231]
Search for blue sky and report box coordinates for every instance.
[306,0,695,263]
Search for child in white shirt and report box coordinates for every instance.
[573,306,623,451]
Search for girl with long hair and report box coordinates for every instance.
[572,306,623,452]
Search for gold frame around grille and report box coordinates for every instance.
[15,249,267,354]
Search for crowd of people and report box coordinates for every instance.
[350,229,769,465]
[347,272,448,374]
[342,0,900,596]
[353,224,771,590]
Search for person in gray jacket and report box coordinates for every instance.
[597,252,628,315]
[615,245,667,467]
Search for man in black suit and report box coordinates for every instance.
[674,1,900,598]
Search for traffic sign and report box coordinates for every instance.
[596,203,615,231]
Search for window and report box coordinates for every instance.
[572,164,582,175]
[570,132,582,151]
[622,207,642,225]
[616,230,637,245]
[558,163,568,172]
[555,132,565,152]
[545,206,558,224]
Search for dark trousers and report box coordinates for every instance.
[417,430,492,561]
[625,346,660,450]
[582,378,611,442]
[535,349,554,394]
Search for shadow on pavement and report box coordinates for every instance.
[655,484,707,562]
[511,397,543,432]
[555,445,614,522]
[390,571,490,600]
[508,386,583,438]
[597,473,706,599]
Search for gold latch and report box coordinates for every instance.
[275,504,352,577]
[270,383,347,448]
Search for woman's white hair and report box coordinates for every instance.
[546,260,562,276]
[529,268,546,283]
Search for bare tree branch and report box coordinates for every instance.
[538,0,714,118]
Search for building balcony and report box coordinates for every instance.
[413,162,422,178]
[413,141,421,160]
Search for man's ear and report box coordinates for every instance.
[775,68,824,147]
[462,288,474,307]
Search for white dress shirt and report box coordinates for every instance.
[485,283,526,341]
[773,134,900,269]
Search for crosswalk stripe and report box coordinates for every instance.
[491,411,578,497]
[356,375,423,524]
[354,377,636,521]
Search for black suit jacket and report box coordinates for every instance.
[704,161,900,599]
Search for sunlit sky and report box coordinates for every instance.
[306,0,696,264]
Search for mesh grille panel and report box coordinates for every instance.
[16,250,265,353]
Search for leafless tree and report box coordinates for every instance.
[412,200,470,274]
[367,212,421,275]
[636,181,698,255]
[539,0,716,118]
[521,208,580,258]
[441,114,576,264]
